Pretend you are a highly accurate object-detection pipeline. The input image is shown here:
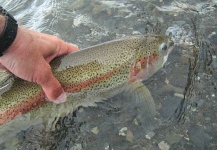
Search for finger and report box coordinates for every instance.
[41,74,67,104]
[57,41,79,56]
[35,62,66,103]
[45,42,79,63]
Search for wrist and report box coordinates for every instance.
[0,6,18,56]
[2,26,37,58]
[3,25,20,54]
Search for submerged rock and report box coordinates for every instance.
[188,125,211,148]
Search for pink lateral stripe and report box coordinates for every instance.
[0,92,46,125]
[63,67,123,92]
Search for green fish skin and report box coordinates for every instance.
[0,34,174,142]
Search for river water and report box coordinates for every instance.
[0,0,216,149]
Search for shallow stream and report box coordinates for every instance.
[0,0,216,149]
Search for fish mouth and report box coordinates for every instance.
[162,45,175,67]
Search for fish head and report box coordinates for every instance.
[129,35,174,82]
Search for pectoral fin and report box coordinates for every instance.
[125,81,157,131]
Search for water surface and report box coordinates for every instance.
[0,0,216,149]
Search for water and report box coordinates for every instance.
[0,0,216,149]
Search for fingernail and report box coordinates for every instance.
[70,43,79,49]
[53,92,67,104]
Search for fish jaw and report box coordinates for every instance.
[162,44,174,67]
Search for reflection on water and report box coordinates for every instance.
[0,0,216,149]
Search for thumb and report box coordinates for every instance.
[35,63,66,104]
[41,74,67,104]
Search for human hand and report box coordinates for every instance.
[0,26,78,103]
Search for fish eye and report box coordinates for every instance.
[159,42,167,51]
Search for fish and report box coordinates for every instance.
[0,34,174,143]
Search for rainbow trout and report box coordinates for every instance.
[0,35,174,142]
